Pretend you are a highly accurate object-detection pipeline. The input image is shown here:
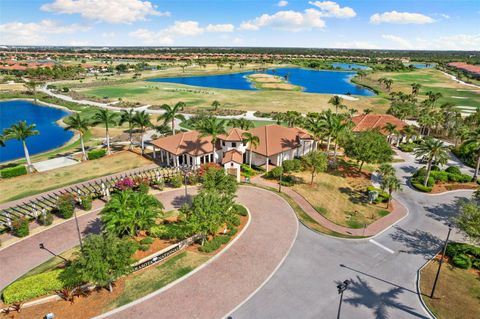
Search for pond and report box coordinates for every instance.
[0,100,73,163]
[407,63,436,69]
[147,67,375,96]
[330,63,371,70]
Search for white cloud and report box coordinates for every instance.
[128,28,174,45]
[205,24,234,32]
[0,20,90,45]
[370,11,435,24]
[41,0,169,24]
[382,34,413,49]
[101,32,116,38]
[163,21,204,36]
[239,9,326,32]
[278,1,288,7]
[308,1,356,18]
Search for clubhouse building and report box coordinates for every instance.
[149,124,315,181]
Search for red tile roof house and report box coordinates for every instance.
[351,114,408,145]
[149,125,315,181]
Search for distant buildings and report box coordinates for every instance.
[447,62,480,79]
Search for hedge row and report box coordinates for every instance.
[0,165,27,178]
[398,143,415,152]
[87,149,106,160]
[199,235,230,253]
[2,269,65,304]
[445,242,480,270]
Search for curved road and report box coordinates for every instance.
[231,150,474,319]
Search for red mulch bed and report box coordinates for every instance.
[431,182,478,194]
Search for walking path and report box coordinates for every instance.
[0,186,298,319]
[252,176,407,237]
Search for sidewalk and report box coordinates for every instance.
[252,176,407,237]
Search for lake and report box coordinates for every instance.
[0,100,73,163]
[147,67,375,96]
[330,63,371,70]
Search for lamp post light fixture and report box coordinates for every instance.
[336,280,350,319]
[430,224,453,299]
[179,165,191,198]
[39,243,68,263]
[73,209,84,251]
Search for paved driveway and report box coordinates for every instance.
[232,150,474,319]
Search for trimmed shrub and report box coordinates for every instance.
[151,178,165,190]
[140,237,154,245]
[229,215,241,227]
[150,223,193,241]
[187,173,200,185]
[138,183,149,194]
[473,259,480,270]
[2,269,64,304]
[366,186,389,203]
[430,171,449,183]
[411,177,433,192]
[282,160,296,173]
[199,235,230,253]
[452,254,472,269]
[234,204,248,216]
[170,174,183,188]
[80,196,92,211]
[87,149,106,160]
[414,167,427,178]
[0,165,27,178]
[139,244,150,251]
[57,193,76,219]
[11,217,29,237]
[431,165,441,172]
[280,175,296,186]
[445,166,462,175]
[398,143,415,152]
[240,164,256,177]
[264,166,283,179]
[38,212,54,226]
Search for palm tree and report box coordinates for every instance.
[211,100,221,111]
[228,118,254,130]
[64,113,90,161]
[133,110,152,155]
[463,128,480,182]
[119,109,137,150]
[425,91,442,107]
[3,121,39,172]
[197,117,226,162]
[328,95,344,114]
[381,175,402,208]
[378,163,395,179]
[242,132,260,167]
[440,103,460,137]
[157,103,186,135]
[23,80,44,103]
[283,111,302,127]
[384,79,393,91]
[411,83,421,96]
[303,112,325,150]
[414,138,449,187]
[330,116,349,162]
[319,110,338,154]
[401,125,417,143]
[92,109,118,155]
[363,108,373,115]
[383,123,397,144]
[272,113,285,125]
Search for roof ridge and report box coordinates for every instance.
[264,125,269,156]
[373,115,383,129]
[176,131,186,154]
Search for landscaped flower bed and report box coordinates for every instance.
[411,165,476,193]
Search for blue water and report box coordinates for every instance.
[408,63,436,69]
[0,100,73,162]
[147,67,375,96]
[330,63,371,70]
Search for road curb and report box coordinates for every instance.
[416,257,438,319]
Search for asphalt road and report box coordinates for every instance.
[231,150,474,319]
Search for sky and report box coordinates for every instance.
[0,0,479,50]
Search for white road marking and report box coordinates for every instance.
[369,239,395,254]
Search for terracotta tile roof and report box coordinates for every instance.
[150,131,214,156]
[222,150,243,164]
[218,128,246,142]
[351,114,406,135]
[248,124,312,157]
[448,62,480,75]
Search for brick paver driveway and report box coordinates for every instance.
[0,186,298,319]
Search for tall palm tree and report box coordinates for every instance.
[157,102,186,135]
[284,111,302,127]
[425,91,442,107]
[381,175,402,209]
[330,117,349,162]
[320,110,339,154]
[328,95,344,114]
[272,112,285,125]
[411,83,421,96]
[197,117,226,163]
[228,118,254,130]
[64,113,90,161]
[363,108,373,115]
[242,132,260,167]
[3,121,39,172]
[92,109,118,155]
[303,112,325,150]
[440,103,460,137]
[463,128,480,182]
[401,125,417,143]
[414,138,449,187]
[119,109,137,150]
[384,79,393,91]
[133,110,152,155]
[23,80,44,103]
[383,123,397,144]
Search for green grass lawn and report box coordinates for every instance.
[103,251,209,312]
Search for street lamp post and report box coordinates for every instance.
[336,280,350,319]
[430,225,453,298]
[179,165,190,198]
[39,243,68,263]
[73,209,83,251]
[278,168,283,193]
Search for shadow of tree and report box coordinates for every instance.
[340,275,429,319]
[423,196,468,226]
[399,165,418,174]
[338,187,367,205]
[389,226,441,256]
[82,217,102,236]
[171,194,193,208]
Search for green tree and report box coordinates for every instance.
[378,163,395,179]
[328,95,345,114]
[343,130,394,172]
[228,118,254,130]
[197,117,226,162]
[101,190,164,237]
[23,80,44,103]
[242,132,260,167]
[133,110,152,154]
[64,114,90,161]
[157,102,186,135]
[0,134,6,147]
[463,128,480,182]
[413,138,449,186]
[302,150,328,185]
[3,121,39,172]
[61,233,136,292]
[211,100,221,111]
[283,111,302,127]
[381,175,402,208]
[272,113,285,125]
[319,109,338,154]
[119,109,138,150]
[92,109,118,155]
[201,165,238,195]
[383,123,397,144]
[454,200,480,244]
[411,83,421,96]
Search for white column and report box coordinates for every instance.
[153,146,156,159]
[166,152,170,166]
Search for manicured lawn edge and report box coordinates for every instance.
[416,256,439,319]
